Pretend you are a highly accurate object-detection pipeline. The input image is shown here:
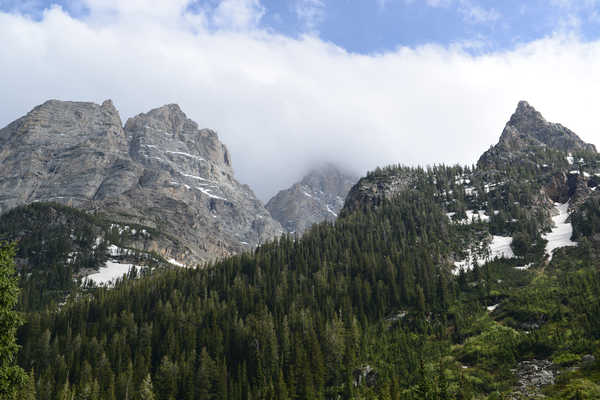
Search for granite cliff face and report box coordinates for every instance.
[266,164,357,234]
[0,100,283,264]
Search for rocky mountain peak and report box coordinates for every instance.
[503,100,548,138]
[2,98,127,152]
[343,102,600,218]
[266,163,358,234]
[125,104,232,173]
[511,100,543,122]
[500,101,596,153]
[124,104,190,136]
[138,104,187,131]
[101,98,117,110]
[479,101,596,168]
[0,99,282,263]
[300,163,354,193]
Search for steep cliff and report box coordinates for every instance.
[0,100,283,264]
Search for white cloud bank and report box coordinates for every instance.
[0,2,599,201]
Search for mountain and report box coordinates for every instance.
[343,101,600,271]
[345,101,598,216]
[10,101,600,399]
[266,163,358,234]
[0,100,283,264]
[478,100,597,168]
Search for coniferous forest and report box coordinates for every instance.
[3,153,600,399]
[5,1,600,398]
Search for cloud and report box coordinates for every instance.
[0,2,600,202]
[402,0,500,24]
[425,0,452,7]
[458,1,500,23]
[294,0,325,34]
[402,0,453,7]
[551,0,600,9]
[212,0,265,30]
[0,0,45,15]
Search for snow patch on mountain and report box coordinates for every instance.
[168,258,186,267]
[453,235,514,275]
[543,202,577,261]
[85,261,142,286]
[447,210,490,224]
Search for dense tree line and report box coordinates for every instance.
[9,154,600,399]
[0,242,27,399]
[15,187,478,399]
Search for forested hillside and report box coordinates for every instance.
[5,102,600,399]
[0,203,176,312]
[11,160,600,399]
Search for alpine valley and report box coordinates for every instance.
[3,100,600,399]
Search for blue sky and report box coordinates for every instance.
[3,0,600,53]
[261,0,600,53]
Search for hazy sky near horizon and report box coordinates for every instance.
[1,0,600,200]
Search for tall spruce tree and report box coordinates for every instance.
[0,242,25,398]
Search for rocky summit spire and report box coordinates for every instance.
[125,103,233,174]
[478,101,596,168]
[501,101,595,153]
[506,100,545,129]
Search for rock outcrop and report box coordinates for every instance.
[342,167,417,215]
[510,359,556,399]
[266,164,357,234]
[0,100,283,264]
[478,101,596,168]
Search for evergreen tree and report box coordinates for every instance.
[0,242,26,398]
[138,374,156,400]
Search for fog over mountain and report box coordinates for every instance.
[1,3,600,200]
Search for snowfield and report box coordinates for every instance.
[197,187,228,201]
[107,244,131,257]
[166,151,205,161]
[453,235,514,275]
[454,202,578,274]
[168,258,186,267]
[515,263,533,271]
[490,235,515,259]
[487,304,499,312]
[566,154,574,165]
[326,205,338,217]
[543,202,577,261]
[447,210,489,224]
[85,261,142,286]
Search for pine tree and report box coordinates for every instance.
[0,242,26,399]
[138,374,156,400]
[275,369,288,400]
[16,370,36,400]
[155,356,178,400]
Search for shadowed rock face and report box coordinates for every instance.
[266,164,358,235]
[478,101,596,168]
[0,100,283,264]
